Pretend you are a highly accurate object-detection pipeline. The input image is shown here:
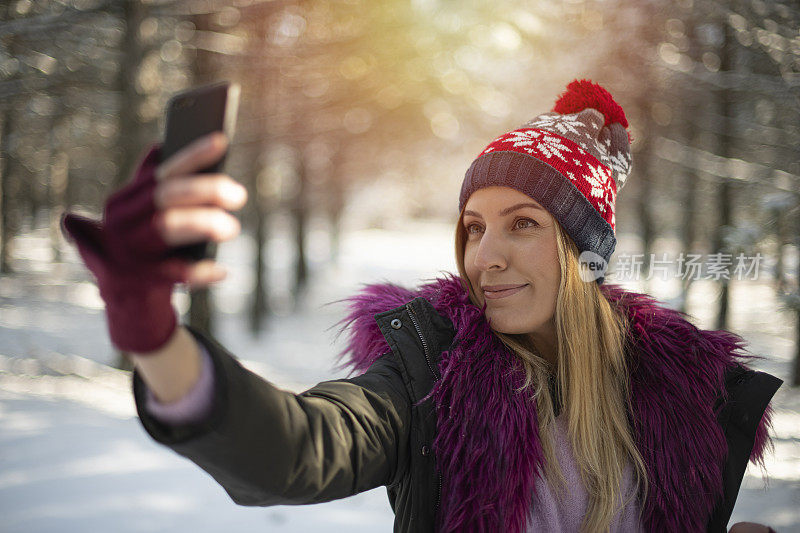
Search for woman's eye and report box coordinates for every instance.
[465,223,482,234]
[515,218,538,229]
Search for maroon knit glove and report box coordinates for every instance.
[61,143,192,354]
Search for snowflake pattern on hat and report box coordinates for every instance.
[524,110,632,193]
[476,126,617,228]
[586,160,616,217]
[484,129,574,164]
[607,151,631,187]
[522,113,588,137]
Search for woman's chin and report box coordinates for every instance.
[485,311,536,335]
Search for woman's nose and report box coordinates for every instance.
[473,232,507,271]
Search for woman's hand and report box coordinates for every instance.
[728,522,776,533]
[153,132,247,289]
[61,131,246,353]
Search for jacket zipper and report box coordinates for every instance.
[405,303,440,381]
[435,471,442,511]
[404,302,443,513]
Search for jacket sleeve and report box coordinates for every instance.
[131,324,412,506]
[706,365,783,532]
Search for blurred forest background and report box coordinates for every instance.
[1,0,798,384]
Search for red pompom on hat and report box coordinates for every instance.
[552,78,629,129]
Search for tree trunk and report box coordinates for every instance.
[327,145,346,266]
[772,206,787,293]
[186,10,218,337]
[635,133,654,288]
[0,106,14,274]
[292,149,308,309]
[48,100,69,263]
[244,12,275,336]
[677,17,700,315]
[677,147,698,314]
[114,0,147,187]
[713,19,736,331]
[248,135,272,336]
[249,190,270,334]
[1,8,19,275]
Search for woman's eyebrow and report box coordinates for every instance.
[463,203,546,218]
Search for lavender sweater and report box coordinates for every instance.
[144,343,644,531]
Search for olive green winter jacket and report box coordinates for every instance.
[132,294,781,532]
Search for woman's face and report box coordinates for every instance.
[462,186,561,337]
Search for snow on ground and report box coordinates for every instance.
[0,223,798,532]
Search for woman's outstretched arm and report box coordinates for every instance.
[131,324,412,507]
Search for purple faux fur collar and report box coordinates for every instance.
[332,273,774,532]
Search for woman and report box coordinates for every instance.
[61,79,782,532]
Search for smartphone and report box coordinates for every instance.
[161,81,241,262]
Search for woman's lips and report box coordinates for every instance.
[483,284,528,299]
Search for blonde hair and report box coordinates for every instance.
[454,206,649,533]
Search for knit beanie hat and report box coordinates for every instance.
[458,79,632,284]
